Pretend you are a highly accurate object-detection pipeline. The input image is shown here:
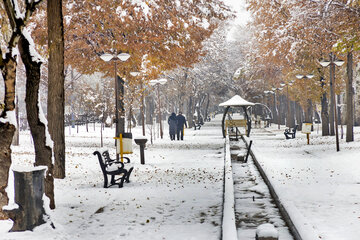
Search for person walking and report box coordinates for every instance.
[168,112,177,140]
[176,111,187,140]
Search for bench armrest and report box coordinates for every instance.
[106,161,125,172]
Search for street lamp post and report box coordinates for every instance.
[319,55,344,152]
[296,74,314,122]
[100,51,130,158]
[149,78,167,139]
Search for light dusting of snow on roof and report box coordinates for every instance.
[219,95,255,107]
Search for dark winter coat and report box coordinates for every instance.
[168,113,177,135]
[176,114,187,129]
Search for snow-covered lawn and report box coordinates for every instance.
[249,124,360,240]
[1,120,225,240]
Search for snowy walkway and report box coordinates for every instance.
[1,117,226,240]
[248,125,360,240]
[230,140,293,240]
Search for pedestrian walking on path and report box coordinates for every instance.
[168,112,177,140]
[176,111,187,140]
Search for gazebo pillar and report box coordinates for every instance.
[242,106,252,137]
[222,106,230,138]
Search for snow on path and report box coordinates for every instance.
[230,140,293,240]
[1,118,225,240]
[249,126,360,240]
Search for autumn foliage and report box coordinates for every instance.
[245,0,360,107]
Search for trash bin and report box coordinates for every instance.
[116,132,133,155]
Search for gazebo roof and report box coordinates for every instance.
[219,95,255,107]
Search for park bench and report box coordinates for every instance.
[284,125,298,139]
[93,150,134,188]
[193,121,202,130]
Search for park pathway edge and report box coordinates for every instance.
[241,135,303,240]
[221,136,238,240]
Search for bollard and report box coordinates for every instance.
[134,138,148,164]
[3,166,47,232]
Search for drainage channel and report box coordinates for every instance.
[229,139,294,240]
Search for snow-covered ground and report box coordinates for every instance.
[1,115,360,240]
[248,123,360,240]
[1,118,225,240]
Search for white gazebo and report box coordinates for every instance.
[219,95,255,138]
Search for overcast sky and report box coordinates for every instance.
[222,0,250,26]
[222,0,250,41]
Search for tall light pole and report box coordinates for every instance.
[100,51,130,147]
[296,74,314,119]
[319,55,344,152]
[149,78,167,139]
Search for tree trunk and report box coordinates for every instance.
[346,51,354,142]
[12,96,20,146]
[19,35,55,210]
[187,96,194,128]
[145,96,154,125]
[0,55,17,219]
[289,100,296,128]
[295,102,303,131]
[4,167,47,231]
[204,93,210,120]
[305,99,312,123]
[321,91,330,136]
[47,0,65,179]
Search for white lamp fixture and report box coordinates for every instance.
[100,52,130,62]
[130,71,140,77]
[149,78,167,86]
[118,53,131,61]
[319,58,344,67]
[158,78,167,84]
[319,60,331,67]
[100,53,114,62]
[334,60,345,66]
[296,74,314,79]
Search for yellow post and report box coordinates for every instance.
[120,133,124,162]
